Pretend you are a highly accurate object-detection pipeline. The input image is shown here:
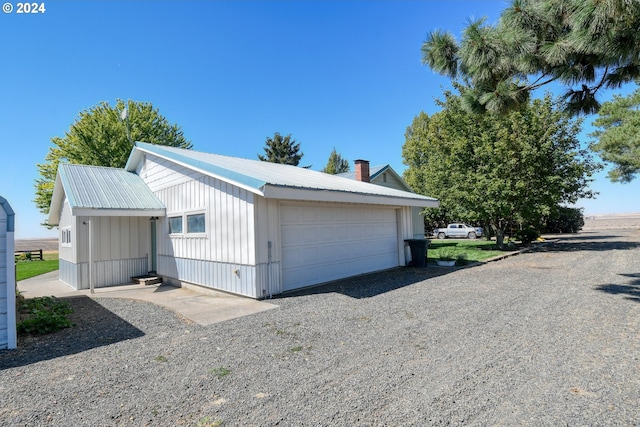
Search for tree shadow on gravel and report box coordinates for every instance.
[595,273,640,303]
[0,296,144,370]
[533,234,640,253]
[544,233,620,241]
[276,266,456,300]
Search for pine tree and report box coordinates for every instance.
[422,0,640,115]
[590,88,640,182]
[257,132,303,166]
[322,148,350,174]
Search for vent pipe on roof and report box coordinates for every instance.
[354,159,370,183]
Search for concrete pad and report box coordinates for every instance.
[18,271,278,326]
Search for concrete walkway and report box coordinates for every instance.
[17,271,277,326]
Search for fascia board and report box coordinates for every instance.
[132,145,267,197]
[71,208,166,217]
[47,172,65,226]
[262,185,439,208]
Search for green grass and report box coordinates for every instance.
[427,239,514,264]
[210,367,231,378]
[16,252,59,281]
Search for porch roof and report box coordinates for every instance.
[48,163,166,225]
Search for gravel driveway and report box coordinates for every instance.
[2,230,639,426]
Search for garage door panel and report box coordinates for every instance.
[281,204,399,291]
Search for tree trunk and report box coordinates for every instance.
[495,228,505,248]
[491,220,506,248]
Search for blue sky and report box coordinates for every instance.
[2,0,639,238]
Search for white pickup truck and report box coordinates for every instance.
[433,223,483,239]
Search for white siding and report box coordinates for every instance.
[59,216,150,290]
[58,197,74,263]
[0,200,16,349]
[76,216,149,264]
[141,155,259,296]
[134,155,420,298]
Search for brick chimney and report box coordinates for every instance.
[354,159,370,183]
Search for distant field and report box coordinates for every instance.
[15,238,58,252]
[583,213,640,231]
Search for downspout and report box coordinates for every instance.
[267,240,273,299]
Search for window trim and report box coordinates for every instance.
[186,211,206,235]
[61,227,72,247]
[167,209,207,237]
[168,215,183,235]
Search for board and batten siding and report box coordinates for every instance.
[60,216,150,290]
[139,155,262,297]
[0,196,16,349]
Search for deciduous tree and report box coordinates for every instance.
[402,88,599,246]
[35,99,191,220]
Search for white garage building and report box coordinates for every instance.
[48,142,438,298]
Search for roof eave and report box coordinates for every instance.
[47,172,65,226]
[71,207,166,217]
[130,142,267,196]
[262,185,439,207]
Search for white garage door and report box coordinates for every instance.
[281,204,399,291]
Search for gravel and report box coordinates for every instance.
[2,230,640,426]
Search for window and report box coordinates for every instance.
[61,227,71,246]
[187,213,205,233]
[168,212,206,235]
[169,216,183,234]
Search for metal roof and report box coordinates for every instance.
[126,142,439,207]
[337,165,390,181]
[49,164,165,224]
[0,195,15,232]
[337,164,413,192]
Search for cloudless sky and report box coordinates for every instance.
[1,0,639,238]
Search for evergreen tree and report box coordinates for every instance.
[257,132,303,166]
[590,88,640,182]
[422,0,640,115]
[322,148,350,174]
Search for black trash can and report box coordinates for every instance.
[405,239,430,268]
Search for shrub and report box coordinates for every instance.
[437,247,457,261]
[544,206,585,233]
[514,226,540,245]
[17,296,73,335]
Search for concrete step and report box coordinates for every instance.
[131,274,163,286]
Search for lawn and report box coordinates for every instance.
[15,252,59,281]
[426,239,515,264]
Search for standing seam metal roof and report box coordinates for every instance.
[127,142,438,204]
[58,163,166,211]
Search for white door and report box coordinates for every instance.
[280,204,399,291]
